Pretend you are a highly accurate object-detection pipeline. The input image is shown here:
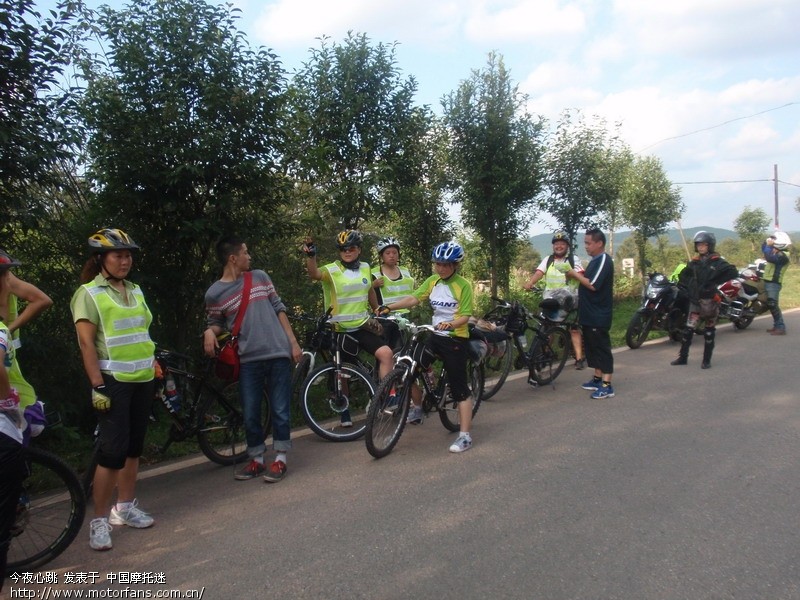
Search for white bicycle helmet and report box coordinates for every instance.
[376,236,400,254]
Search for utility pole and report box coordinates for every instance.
[774,164,780,229]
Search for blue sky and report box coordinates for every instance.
[37,0,800,235]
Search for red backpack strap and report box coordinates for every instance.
[230,271,253,338]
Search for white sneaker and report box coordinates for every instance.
[89,517,113,550]
[449,434,473,453]
[109,499,154,528]
[406,405,424,424]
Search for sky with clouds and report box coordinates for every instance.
[38,0,800,235]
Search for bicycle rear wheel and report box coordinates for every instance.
[528,326,570,386]
[480,338,512,400]
[196,382,272,465]
[300,363,375,442]
[365,367,411,458]
[439,360,484,432]
[8,447,86,574]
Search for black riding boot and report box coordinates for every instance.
[701,328,715,369]
[671,328,694,365]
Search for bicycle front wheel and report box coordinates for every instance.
[8,447,86,573]
[301,363,375,442]
[365,367,411,458]
[528,326,570,386]
[480,338,512,400]
[196,381,272,465]
[439,360,484,432]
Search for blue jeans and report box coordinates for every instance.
[238,358,293,458]
[764,281,785,330]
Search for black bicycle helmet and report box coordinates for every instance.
[551,230,569,244]
[336,230,363,250]
[88,228,140,253]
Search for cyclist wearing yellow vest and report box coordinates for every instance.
[0,256,29,587]
[0,248,52,411]
[523,231,586,370]
[303,230,393,427]
[371,236,414,350]
[70,228,156,551]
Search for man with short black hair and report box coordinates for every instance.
[203,238,301,483]
[567,229,615,399]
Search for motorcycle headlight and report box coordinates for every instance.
[646,289,660,299]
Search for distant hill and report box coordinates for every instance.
[529,227,740,259]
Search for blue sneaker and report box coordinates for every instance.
[591,384,615,399]
[340,409,353,427]
[581,378,602,390]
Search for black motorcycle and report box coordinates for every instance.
[626,272,687,349]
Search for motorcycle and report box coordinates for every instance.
[625,272,687,348]
[716,264,770,330]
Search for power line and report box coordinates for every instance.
[637,101,800,152]
[673,178,800,187]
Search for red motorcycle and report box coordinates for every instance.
[716,264,769,330]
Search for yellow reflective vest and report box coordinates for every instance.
[83,282,155,382]
[322,262,372,332]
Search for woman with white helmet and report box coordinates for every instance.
[762,231,791,335]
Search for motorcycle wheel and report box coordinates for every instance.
[733,315,753,330]
[625,312,653,349]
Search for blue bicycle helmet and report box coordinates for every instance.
[431,241,464,263]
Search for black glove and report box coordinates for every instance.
[303,243,317,257]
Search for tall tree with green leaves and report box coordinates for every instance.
[733,205,771,251]
[442,52,545,297]
[0,0,80,232]
[620,155,684,278]
[541,110,628,250]
[76,0,287,347]
[286,32,420,230]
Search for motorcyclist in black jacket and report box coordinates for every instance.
[671,231,738,369]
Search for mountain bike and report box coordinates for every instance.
[365,322,484,459]
[82,348,271,494]
[294,310,381,442]
[479,295,572,395]
[7,418,86,575]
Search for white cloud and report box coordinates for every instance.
[463,0,586,43]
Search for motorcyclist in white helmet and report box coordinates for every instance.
[762,231,792,335]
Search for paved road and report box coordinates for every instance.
[29,312,800,599]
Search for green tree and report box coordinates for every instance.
[77,0,287,348]
[541,110,628,246]
[733,206,771,251]
[0,0,79,230]
[287,32,420,230]
[442,52,545,297]
[620,155,684,279]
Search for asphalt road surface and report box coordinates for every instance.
[16,311,800,600]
